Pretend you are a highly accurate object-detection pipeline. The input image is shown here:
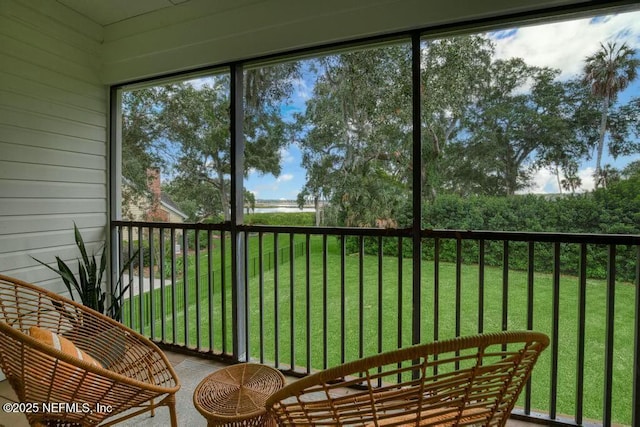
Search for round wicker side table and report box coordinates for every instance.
[193,363,285,427]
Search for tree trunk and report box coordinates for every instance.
[505,144,516,196]
[314,196,321,226]
[218,169,230,221]
[595,94,610,188]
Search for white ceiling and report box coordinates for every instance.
[57,0,193,26]
[57,0,596,28]
[57,0,631,84]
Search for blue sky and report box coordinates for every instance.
[245,9,640,200]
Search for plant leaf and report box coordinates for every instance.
[96,246,107,289]
[77,259,89,306]
[32,225,112,315]
[31,256,77,302]
[74,222,90,268]
[55,257,82,300]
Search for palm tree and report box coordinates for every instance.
[582,42,639,188]
[560,162,582,194]
[561,175,582,194]
[595,164,620,189]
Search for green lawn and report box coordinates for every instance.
[123,234,636,425]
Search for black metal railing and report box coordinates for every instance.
[111,220,640,427]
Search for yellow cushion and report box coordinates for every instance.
[29,326,100,368]
[29,326,104,394]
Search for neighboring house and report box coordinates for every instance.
[123,169,188,223]
[122,169,188,253]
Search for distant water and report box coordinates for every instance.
[252,207,316,213]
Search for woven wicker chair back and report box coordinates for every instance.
[0,274,180,427]
[266,331,549,426]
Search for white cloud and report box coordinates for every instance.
[519,166,597,195]
[492,11,640,80]
[277,174,294,182]
[291,76,312,101]
[249,175,290,195]
[519,168,558,194]
[578,167,596,192]
[186,77,211,90]
[279,147,295,164]
[185,75,226,90]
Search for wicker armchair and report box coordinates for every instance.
[266,331,549,426]
[0,274,180,426]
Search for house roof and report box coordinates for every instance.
[121,175,189,220]
[160,193,189,220]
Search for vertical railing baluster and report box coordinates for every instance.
[195,229,201,350]
[397,236,403,384]
[128,226,134,329]
[127,225,134,329]
[550,242,561,420]
[377,235,383,387]
[576,242,587,425]
[603,244,616,427]
[137,226,143,334]
[633,245,640,427]
[455,238,462,370]
[455,238,462,339]
[159,227,166,342]
[434,238,440,344]
[322,234,328,370]
[289,233,295,370]
[111,226,122,323]
[502,240,509,334]
[114,226,120,316]
[274,232,280,368]
[221,231,227,354]
[340,234,346,364]
[115,226,122,321]
[527,241,535,330]
[525,241,535,414]
[208,229,214,352]
[478,239,485,334]
[259,232,265,364]
[170,228,177,344]
[245,230,250,362]
[305,233,311,374]
[149,226,155,340]
[359,236,364,361]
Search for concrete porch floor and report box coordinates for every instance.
[0,350,540,426]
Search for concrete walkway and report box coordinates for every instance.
[121,274,171,297]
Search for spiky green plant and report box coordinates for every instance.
[33,223,136,319]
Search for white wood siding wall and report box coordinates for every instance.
[0,0,106,294]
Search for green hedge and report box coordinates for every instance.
[346,178,640,281]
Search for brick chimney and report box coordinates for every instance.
[146,168,168,222]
